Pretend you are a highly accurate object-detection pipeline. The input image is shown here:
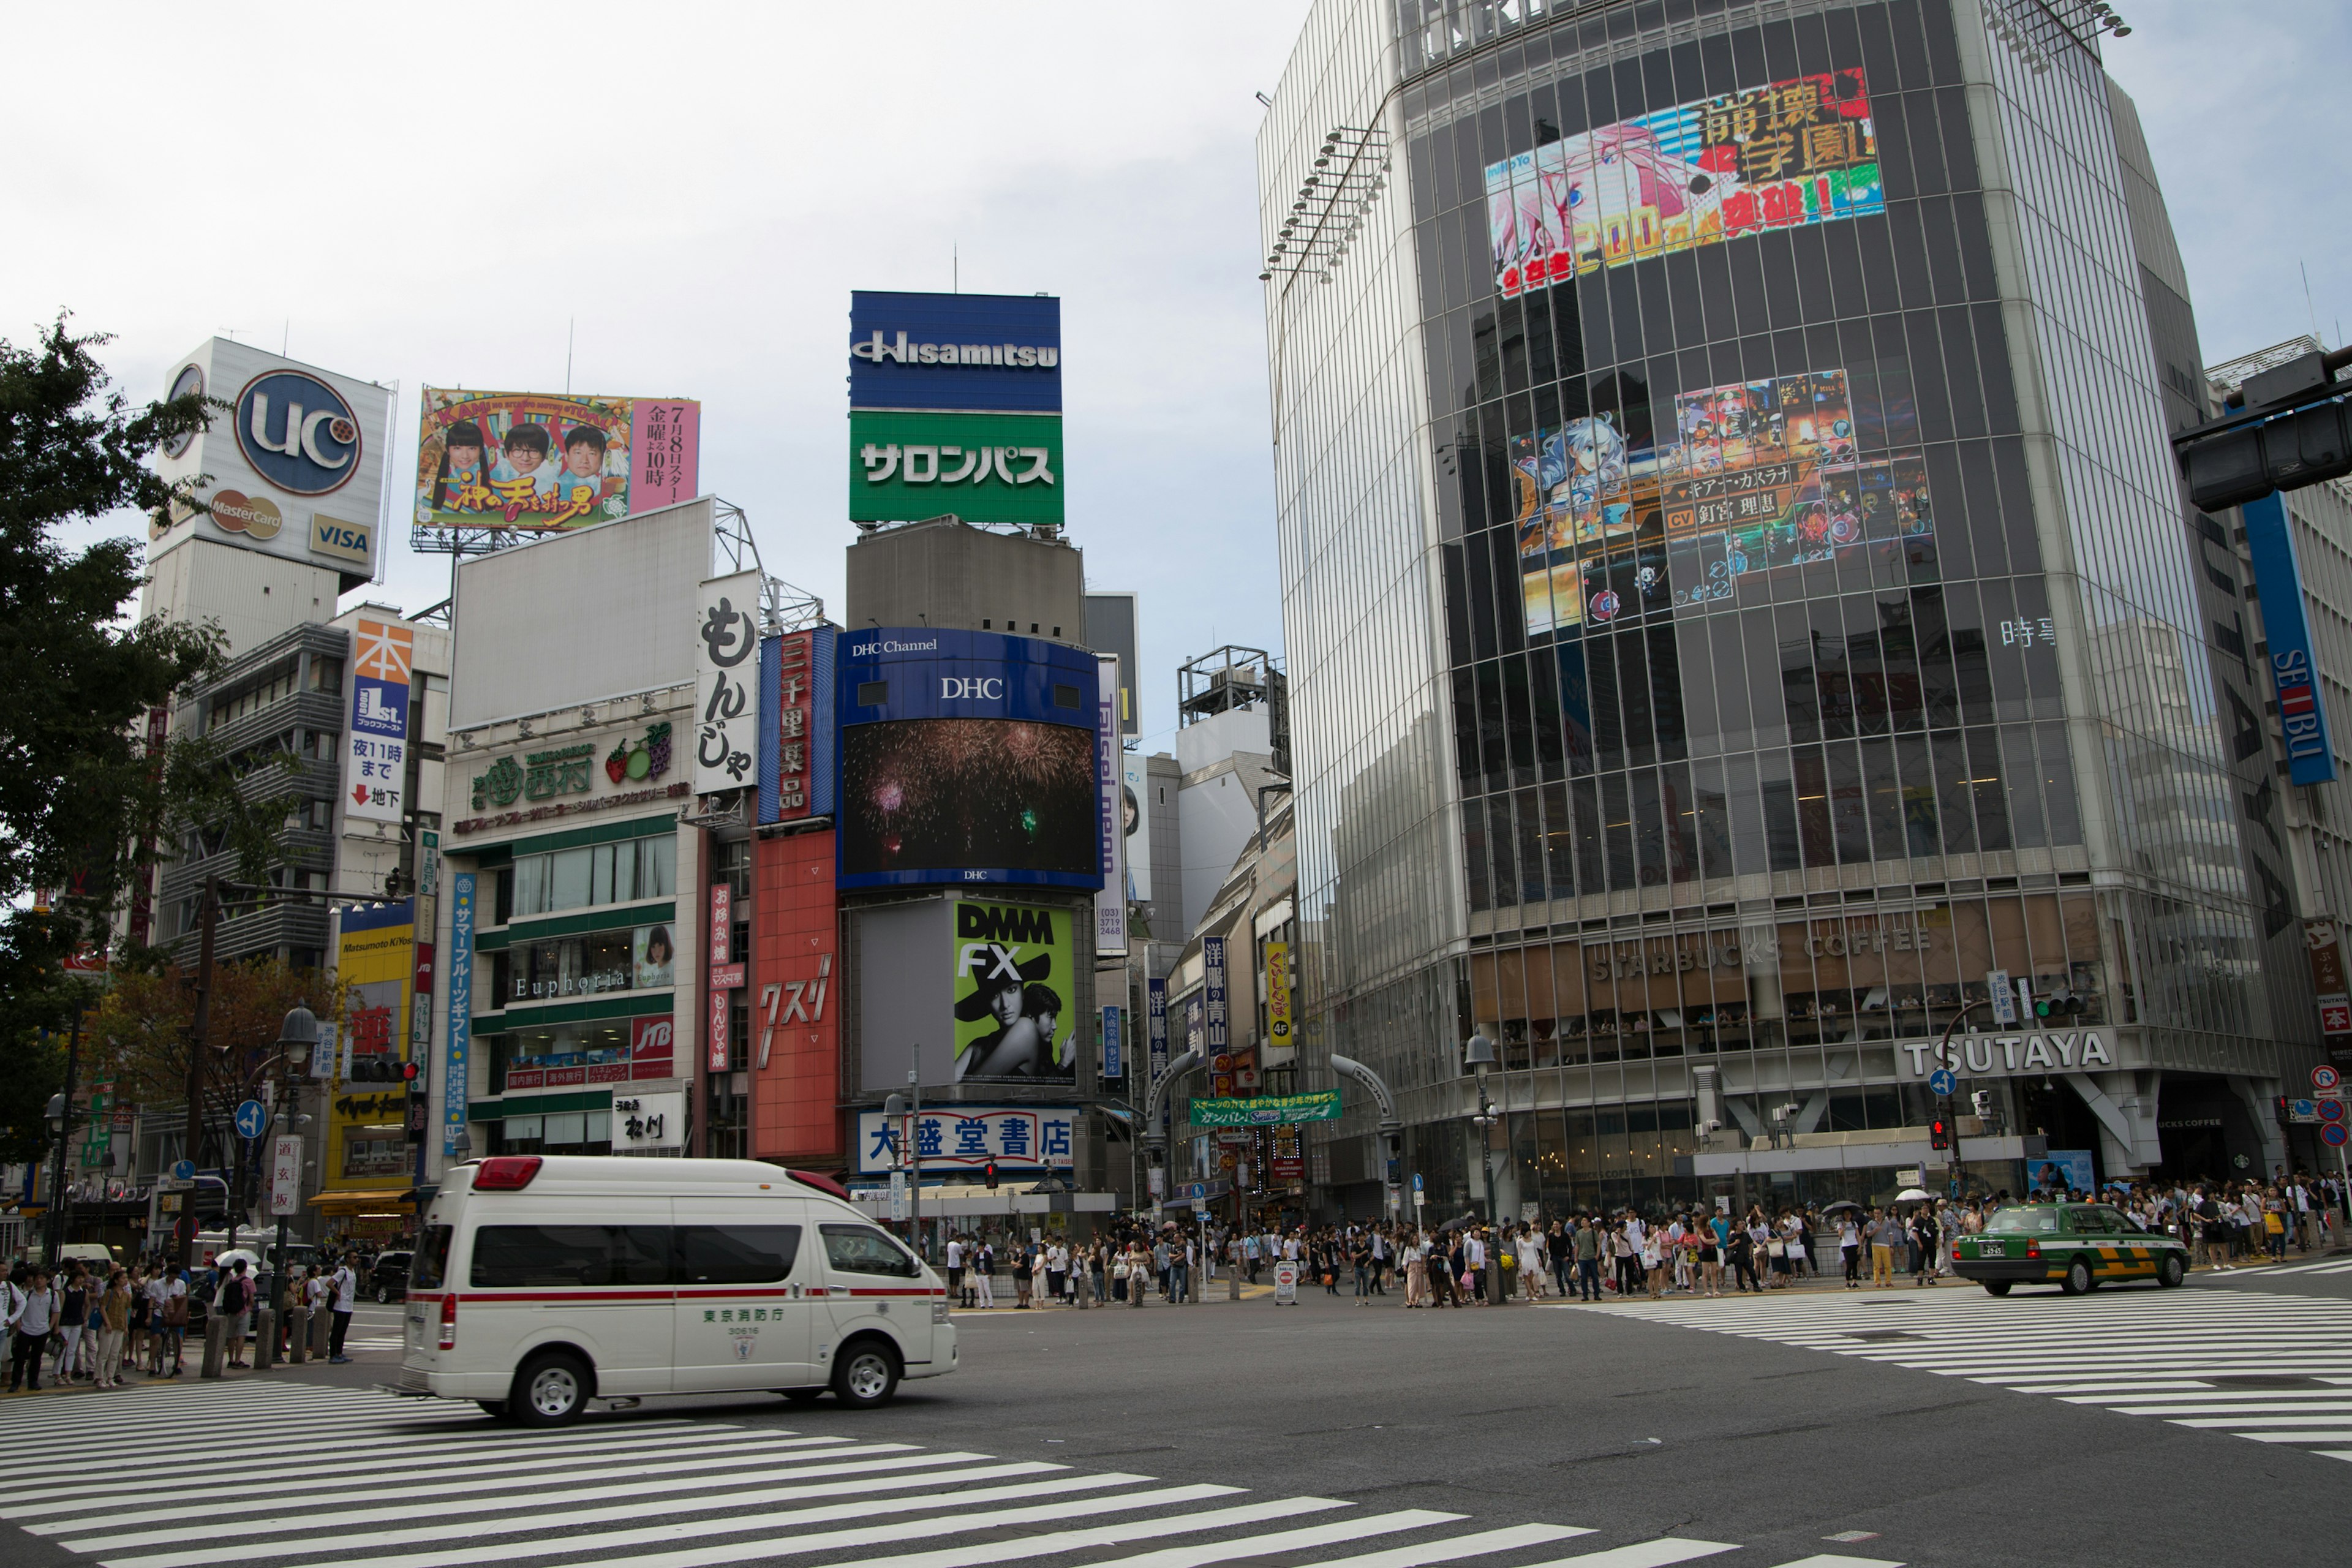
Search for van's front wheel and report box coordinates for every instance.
[775,1387,824,1403]
[511,1352,593,1427]
[830,1340,900,1409]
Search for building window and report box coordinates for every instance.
[510,835,676,918]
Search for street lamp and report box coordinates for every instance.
[1463,1031,1499,1223]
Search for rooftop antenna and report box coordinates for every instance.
[566,316,575,394]
[282,320,289,356]
[2303,263,2321,348]
[953,244,959,295]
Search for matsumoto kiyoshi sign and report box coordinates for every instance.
[1902,1031,2117,1079]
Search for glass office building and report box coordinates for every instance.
[1262,0,2326,1218]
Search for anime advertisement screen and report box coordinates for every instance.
[1485,69,1883,298]
[414,388,699,535]
[1515,364,1929,636]
[951,899,1076,1085]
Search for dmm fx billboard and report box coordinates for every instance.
[333,900,414,1190]
[2242,491,2339,785]
[149,339,392,582]
[414,388,699,540]
[847,290,1063,529]
[836,629,1104,891]
[951,900,1076,1085]
[344,619,412,827]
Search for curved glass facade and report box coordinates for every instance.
[1265,0,2319,1215]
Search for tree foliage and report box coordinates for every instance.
[91,958,346,1156]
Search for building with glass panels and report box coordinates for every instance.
[1261,0,2329,1219]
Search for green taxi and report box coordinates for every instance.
[1953,1202,2189,1295]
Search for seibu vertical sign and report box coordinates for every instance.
[2242,491,2338,785]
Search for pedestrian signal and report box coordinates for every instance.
[1929,1117,1951,1151]
[983,1159,999,1191]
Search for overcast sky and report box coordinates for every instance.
[7,2,2343,750]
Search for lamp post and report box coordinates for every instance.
[1463,1031,1499,1223]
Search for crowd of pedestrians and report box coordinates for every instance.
[1,1246,369,1396]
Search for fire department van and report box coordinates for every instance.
[393,1155,954,1425]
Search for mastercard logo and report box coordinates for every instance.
[210,489,285,541]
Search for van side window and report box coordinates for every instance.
[410,1225,453,1291]
[819,1223,921,1279]
[677,1226,801,1284]
[471,1225,671,1287]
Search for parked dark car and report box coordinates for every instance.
[371,1250,413,1304]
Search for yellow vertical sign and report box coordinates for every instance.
[1264,941,1291,1047]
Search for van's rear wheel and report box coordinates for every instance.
[830,1340,900,1409]
[510,1352,592,1427]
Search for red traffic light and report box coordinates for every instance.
[400,1059,421,1084]
[983,1159,999,1191]
[1929,1118,1951,1151]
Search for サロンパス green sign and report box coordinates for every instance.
[850,409,1063,527]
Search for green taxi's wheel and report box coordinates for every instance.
[2157,1252,2187,1288]
[1982,1280,2013,1297]
[2062,1257,2096,1295]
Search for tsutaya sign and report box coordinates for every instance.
[1903,1031,2115,1079]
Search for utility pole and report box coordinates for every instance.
[177,876,219,1269]
[43,1010,85,1264]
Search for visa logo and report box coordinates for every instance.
[312,514,373,564]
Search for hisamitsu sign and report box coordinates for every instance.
[1189,1090,1341,1128]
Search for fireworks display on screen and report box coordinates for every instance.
[842,718,1097,878]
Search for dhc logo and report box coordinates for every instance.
[941,677,1005,701]
[235,369,361,497]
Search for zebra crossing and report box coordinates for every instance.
[1582,1284,2352,1461]
[2202,1254,2352,1280]
[0,1381,1904,1568]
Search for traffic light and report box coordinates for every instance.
[2032,990,2085,1021]
[983,1159,998,1191]
[2174,349,2352,511]
[400,1060,422,1087]
[1929,1117,1951,1151]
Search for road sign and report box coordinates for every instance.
[267,1135,303,1216]
[233,1100,268,1139]
[1273,1261,1299,1304]
[889,1170,908,1221]
[1986,970,2017,1027]
[2316,1065,2343,1092]
[1411,1172,1423,1193]
[2291,1098,2320,1123]
[171,1159,195,1182]
[1928,1069,1958,1098]
[2324,1122,2348,1148]
[2320,1099,2346,1124]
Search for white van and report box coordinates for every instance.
[393,1155,954,1425]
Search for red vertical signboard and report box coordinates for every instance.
[709,881,734,1072]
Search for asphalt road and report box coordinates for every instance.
[4,1262,2348,1568]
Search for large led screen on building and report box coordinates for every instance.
[1515,364,1928,636]
[1485,69,1883,298]
[837,629,1104,891]
[415,388,699,538]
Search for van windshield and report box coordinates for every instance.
[409,1225,453,1291]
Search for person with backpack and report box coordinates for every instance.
[219,1259,255,1369]
[327,1254,358,1363]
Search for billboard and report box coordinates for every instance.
[149,339,392,581]
[332,900,414,1191]
[1485,68,1883,299]
[854,899,958,1094]
[758,630,838,824]
[1515,364,1927,636]
[343,619,412,827]
[2242,491,2338,785]
[849,409,1063,528]
[1095,652,1126,959]
[951,899,1077,1084]
[1120,753,1151,905]
[443,873,473,1158]
[413,389,699,538]
[853,1104,1076,1175]
[848,290,1061,413]
[837,629,1104,891]
[693,571,763,796]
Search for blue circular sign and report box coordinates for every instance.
[233,1099,269,1139]
[233,369,362,496]
[2324,1122,2348,1148]
[172,1159,196,1181]
[1928,1068,1958,1098]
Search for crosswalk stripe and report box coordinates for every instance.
[0,1404,477,1467]
[83,1469,1145,1563]
[1006,1510,1466,1568]
[34,1444,967,1534]
[551,1496,1349,1568]
[1591,1286,2352,1457]
[72,1459,1069,1550]
[1278,1522,1593,1568]
[1765,1557,1904,1567]
[22,1427,836,1500]
[257,1480,1254,1568]
[0,1393,436,1445]
[1513,1542,1740,1567]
